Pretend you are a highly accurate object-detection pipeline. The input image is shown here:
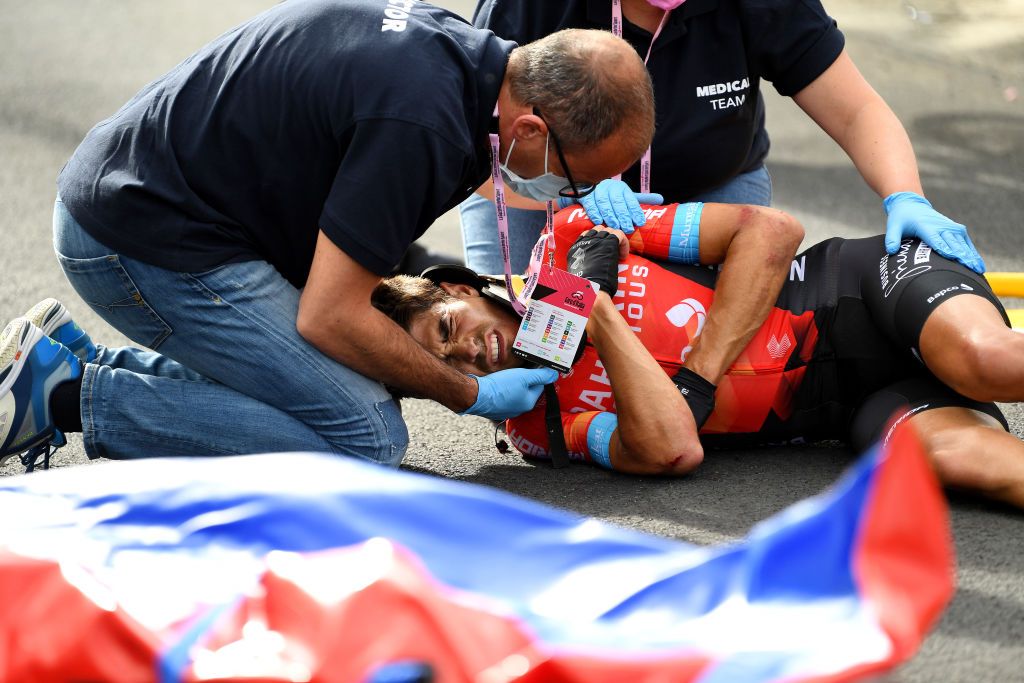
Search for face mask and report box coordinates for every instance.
[498,134,568,202]
[646,0,686,9]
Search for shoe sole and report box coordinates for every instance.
[0,319,48,463]
[0,318,46,396]
[24,298,73,338]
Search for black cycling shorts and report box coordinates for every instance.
[848,376,1008,452]
[838,236,1009,356]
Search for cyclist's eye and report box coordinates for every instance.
[439,311,451,344]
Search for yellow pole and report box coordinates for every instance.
[1009,309,1024,331]
[986,272,1024,298]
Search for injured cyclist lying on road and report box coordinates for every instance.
[372,201,1024,510]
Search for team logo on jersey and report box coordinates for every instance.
[880,240,931,298]
[565,207,666,225]
[767,333,792,359]
[666,298,707,362]
[789,255,806,282]
[565,208,589,223]
[914,242,932,265]
[926,283,973,304]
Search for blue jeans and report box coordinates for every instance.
[52,199,407,465]
[460,166,773,273]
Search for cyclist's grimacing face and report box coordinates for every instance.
[407,288,524,376]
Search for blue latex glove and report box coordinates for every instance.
[558,179,663,234]
[884,191,985,273]
[461,367,559,420]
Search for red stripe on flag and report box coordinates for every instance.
[851,419,955,675]
[0,552,159,681]
[185,543,718,682]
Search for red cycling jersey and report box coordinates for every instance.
[504,205,1009,464]
[506,204,820,465]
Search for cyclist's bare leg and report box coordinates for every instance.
[918,295,1024,403]
[909,406,1024,509]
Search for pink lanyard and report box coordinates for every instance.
[610,0,670,193]
[489,106,556,315]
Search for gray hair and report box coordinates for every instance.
[506,29,654,156]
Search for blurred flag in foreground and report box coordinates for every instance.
[0,422,951,682]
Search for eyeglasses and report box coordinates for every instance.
[533,107,596,200]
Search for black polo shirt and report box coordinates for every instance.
[58,0,513,283]
[474,0,844,201]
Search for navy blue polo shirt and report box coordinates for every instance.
[474,0,844,201]
[58,0,513,283]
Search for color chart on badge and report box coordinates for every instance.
[513,300,588,373]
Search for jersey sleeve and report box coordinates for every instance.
[739,0,846,97]
[551,203,704,266]
[319,119,471,276]
[505,407,619,470]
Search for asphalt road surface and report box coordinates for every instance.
[1,1,1022,681]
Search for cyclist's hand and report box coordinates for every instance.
[567,229,622,295]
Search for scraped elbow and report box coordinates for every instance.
[621,430,704,476]
[656,440,704,475]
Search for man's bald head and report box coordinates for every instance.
[506,29,654,163]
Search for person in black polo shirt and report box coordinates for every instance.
[0,0,661,470]
[461,0,985,277]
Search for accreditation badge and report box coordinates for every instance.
[512,267,596,373]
